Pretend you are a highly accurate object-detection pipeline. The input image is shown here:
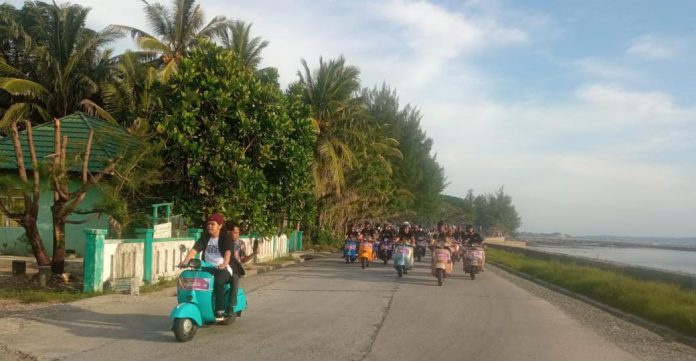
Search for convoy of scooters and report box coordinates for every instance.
[342,222,486,286]
[169,220,483,343]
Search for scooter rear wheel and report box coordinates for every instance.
[173,318,197,342]
[361,258,366,269]
[398,267,403,277]
[437,269,443,286]
[470,272,476,280]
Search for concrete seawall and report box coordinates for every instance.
[487,243,696,290]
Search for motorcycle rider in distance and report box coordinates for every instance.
[396,222,415,269]
[462,225,486,269]
[431,220,453,277]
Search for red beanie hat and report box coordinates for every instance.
[207,213,224,225]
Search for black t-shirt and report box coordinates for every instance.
[462,232,484,245]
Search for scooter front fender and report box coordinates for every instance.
[170,303,204,327]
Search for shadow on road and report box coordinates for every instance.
[274,254,480,288]
[25,303,173,343]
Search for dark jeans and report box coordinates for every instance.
[230,273,240,307]
[210,269,232,313]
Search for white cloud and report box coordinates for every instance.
[368,0,528,89]
[626,35,680,60]
[574,58,637,81]
[7,0,695,236]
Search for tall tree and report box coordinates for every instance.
[0,121,50,267]
[0,1,116,128]
[220,20,269,69]
[151,41,315,234]
[106,0,229,81]
[298,56,362,199]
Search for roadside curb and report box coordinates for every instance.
[489,261,696,349]
[243,254,308,277]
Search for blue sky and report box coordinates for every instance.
[9,0,695,237]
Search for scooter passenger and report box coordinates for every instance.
[181,213,234,322]
[223,223,258,311]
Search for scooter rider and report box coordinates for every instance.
[396,222,415,269]
[462,225,484,246]
[181,213,233,322]
[462,225,486,269]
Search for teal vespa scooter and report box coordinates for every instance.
[170,258,248,342]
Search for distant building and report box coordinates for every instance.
[0,112,138,256]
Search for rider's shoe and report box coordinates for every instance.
[215,311,225,322]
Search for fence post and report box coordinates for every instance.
[272,236,277,260]
[137,228,155,284]
[83,229,107,293]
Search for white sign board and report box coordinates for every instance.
[153,222,172,239]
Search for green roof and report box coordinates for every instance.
[0,112,139,173]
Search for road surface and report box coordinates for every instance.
[1,255,643,361]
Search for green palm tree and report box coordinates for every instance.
[98,51,159,133]
[0,1,117,128]
[220,20,269,68]
[106,0,229,81]
[298,56,363,198]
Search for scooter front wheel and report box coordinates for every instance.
[398,267,403,277]
[173,318,197,342]
[437,269,443,286]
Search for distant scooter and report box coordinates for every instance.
[170,259,248,342]
[414,238,428,262]
[344,238,358,263]
[463,244,485,280]
[393,242,412,277]
[359,240,375,269]
[432,245,452,286]
[378,238,393,265]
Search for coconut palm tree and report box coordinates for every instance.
[220,20,269,68]
[106,0,229,81]
[0,1,117,128]
[298,56,364,198]
[298,56,404,234]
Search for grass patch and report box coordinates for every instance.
[488,248,696,338]
[0,289,102,304]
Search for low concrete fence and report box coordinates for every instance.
[83,228,304,292]
[488,243,696,290]
[485,237,526,248]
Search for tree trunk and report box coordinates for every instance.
[24,220,50,266]
[51,200,66,275]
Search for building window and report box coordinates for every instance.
[0,189,24,228]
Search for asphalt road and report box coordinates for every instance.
[1,255,643,361]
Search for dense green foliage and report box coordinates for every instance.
[0,0,522,246]
[151,42,315,234]
[441,187,521,235]
[488,248,696,337]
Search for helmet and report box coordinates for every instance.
[401,221,411,228]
